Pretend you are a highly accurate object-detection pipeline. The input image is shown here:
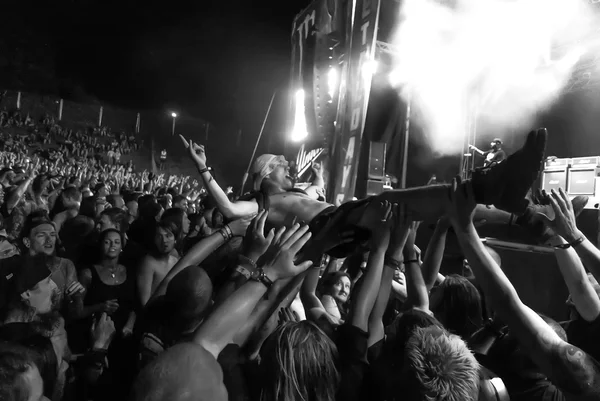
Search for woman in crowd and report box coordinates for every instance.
[2,114,600,401]
[318,271,352,321]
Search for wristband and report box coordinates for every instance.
[235,265,253,280]
[403,259,419,265]
[251,268,274,289]
[198,166,211,175]
[217,229,229,242]
[224,224,234,238]
[555,236,585,249]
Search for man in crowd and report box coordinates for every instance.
[137,221,180,306]
[180,129,549,260]
[20,212,84,319]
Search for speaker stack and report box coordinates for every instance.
[541,156,600,246]
[541,156,600,206]
[366,142,387,196]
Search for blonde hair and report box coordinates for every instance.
[259,321,339,401]
[402,326,480,401]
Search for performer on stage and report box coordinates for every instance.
[469,139,507,168]
[180,130,551,262]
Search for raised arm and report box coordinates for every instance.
[151,216,253,301]
[368,214,411,346]
[304,163,325,200]
[468,144,485,156]
[539,188,600,285]
[421,218,450,292]
[193,223,313,358]
[402,223,430,312]
[349,202,392,332]
[180,135,258,219]
[447,178,577,384]
[541,189,600,321]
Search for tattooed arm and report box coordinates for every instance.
[448,179,600,398]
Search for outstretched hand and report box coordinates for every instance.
[244,210,275,261]
[179,135,207,168]
[263,224,313,281]
[370,201,394,249]
[536,188,580,242]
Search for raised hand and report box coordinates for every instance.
[179,135,207,168]
[537,188,580,242]
[244,211,275,261]
[370,201,394,250]
[311,163,322,175]
[263,224,313,281]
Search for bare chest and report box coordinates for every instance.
[267,192,332,227]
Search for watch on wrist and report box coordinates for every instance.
[251,267,274,289]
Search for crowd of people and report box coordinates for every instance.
[0,118,598,401]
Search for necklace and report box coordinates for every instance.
[107,266,118,280]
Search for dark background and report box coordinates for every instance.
[0,0,312,184]
[2,0,599,189]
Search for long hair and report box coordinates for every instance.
[259,321,340,401]
[430,275,483,339]
[159,208,186,250]
[319,271,351,318]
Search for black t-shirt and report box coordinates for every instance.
[218,344,251,401]
[335,324,369,401]
[478,353,565,401]
[566,315,600,363]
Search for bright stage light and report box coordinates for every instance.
[362,60,379,81]
[327,67,338,100]
[171,112,178,118]
[388,0,597,156]
[291,89,308,142]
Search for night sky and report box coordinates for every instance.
[0,0,310,137]
[0,0,311,184]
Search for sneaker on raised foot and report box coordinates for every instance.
[471,128,547,215]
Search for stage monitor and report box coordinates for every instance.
[366,180,385,196]
[568,168,598,195]
[542,169,568,192]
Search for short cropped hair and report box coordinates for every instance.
[402,326,480,401]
